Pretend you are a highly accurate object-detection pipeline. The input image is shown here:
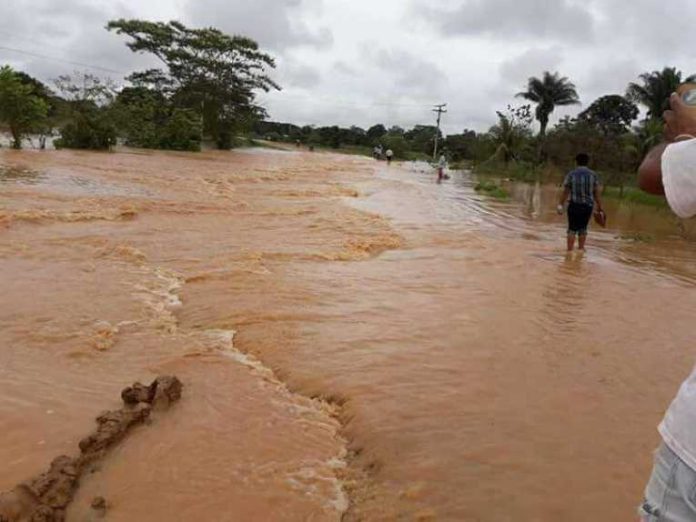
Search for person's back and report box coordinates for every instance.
[557,153,603,251]
[565,166,598,206]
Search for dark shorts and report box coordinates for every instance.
[567,202,593,235]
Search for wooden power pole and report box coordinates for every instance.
[432,103,447,161]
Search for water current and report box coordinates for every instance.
[2,148,696,521]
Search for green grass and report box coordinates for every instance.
[473,161,561,183]
[602,186,669,209]
[474,180,509,199]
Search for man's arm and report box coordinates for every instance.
[638,142,669,195]
[593,183,604,212]
[557,185,570,214]
[639,91,696,196]
[558,187,570,206]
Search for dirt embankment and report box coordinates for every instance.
[0,376,182,522]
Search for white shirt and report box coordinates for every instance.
[438,156,447,168]
[658,138,696,471]
[386,149,393,157]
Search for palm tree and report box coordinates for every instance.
[516,71,580,139]
[627,67,696,120]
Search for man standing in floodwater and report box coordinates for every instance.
[636,91,696,521]
[385,148,394,165]
[557,153,604,251]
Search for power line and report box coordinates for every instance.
[0,45,127,75]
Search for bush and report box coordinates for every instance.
[55,110,116,150]
[159,109,202,151]
[381,134,409,159]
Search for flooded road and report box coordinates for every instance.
[2,149,696,521]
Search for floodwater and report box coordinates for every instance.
[2,148,696,521]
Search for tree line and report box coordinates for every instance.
[0,19,278,151]
[256,67,693,191]
[0,18,690,191]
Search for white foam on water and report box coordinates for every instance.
[201,327,351,517]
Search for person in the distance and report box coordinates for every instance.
[636,91,696,521]
[556,153,604,251]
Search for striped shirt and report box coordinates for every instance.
[563,167,599,206]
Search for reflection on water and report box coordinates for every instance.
[2,150,696,521]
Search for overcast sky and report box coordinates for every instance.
[3,0,696,134]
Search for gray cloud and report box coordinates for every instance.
[278,59,322,88]
[499,47,563,83]
[186,0,332,51]
[368,47,447,97]
[421,0,595,43]
[333,61,358,77]
[591,0,696,60]
[0,0,157,85]
[4,0,696,134]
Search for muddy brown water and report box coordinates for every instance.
[2,148,696,521]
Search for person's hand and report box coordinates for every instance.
[556,204,564,215]
[664,93,696,142]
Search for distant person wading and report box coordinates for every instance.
[557,153,604,251]
[437,154,447,181]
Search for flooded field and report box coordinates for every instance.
[2,148,696,520]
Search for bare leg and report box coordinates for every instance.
[578,234,587,250]
[567,234,576,251]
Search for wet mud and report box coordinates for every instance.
[0,376,182,522]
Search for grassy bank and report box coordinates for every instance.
[602,186,669,209]
[471,159,671,211]
[474,180,509,199]
[473,160,564,183]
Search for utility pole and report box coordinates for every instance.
[432,103,447,161]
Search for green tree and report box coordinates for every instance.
[444,129,478,162]
[488,105,534,164]
[159,108,202,151]
[516,71,580,139]
[113,85,203,151]
[0,66,48,149]
[366,124,387,143]
[107,19,279,149]
[53,72,117,150]
[404,125,440,156]
[381,134,409,159]
[627,67,696,120]
[14,72,63,148]
[113,86,165,148]
[578,95,639,136]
